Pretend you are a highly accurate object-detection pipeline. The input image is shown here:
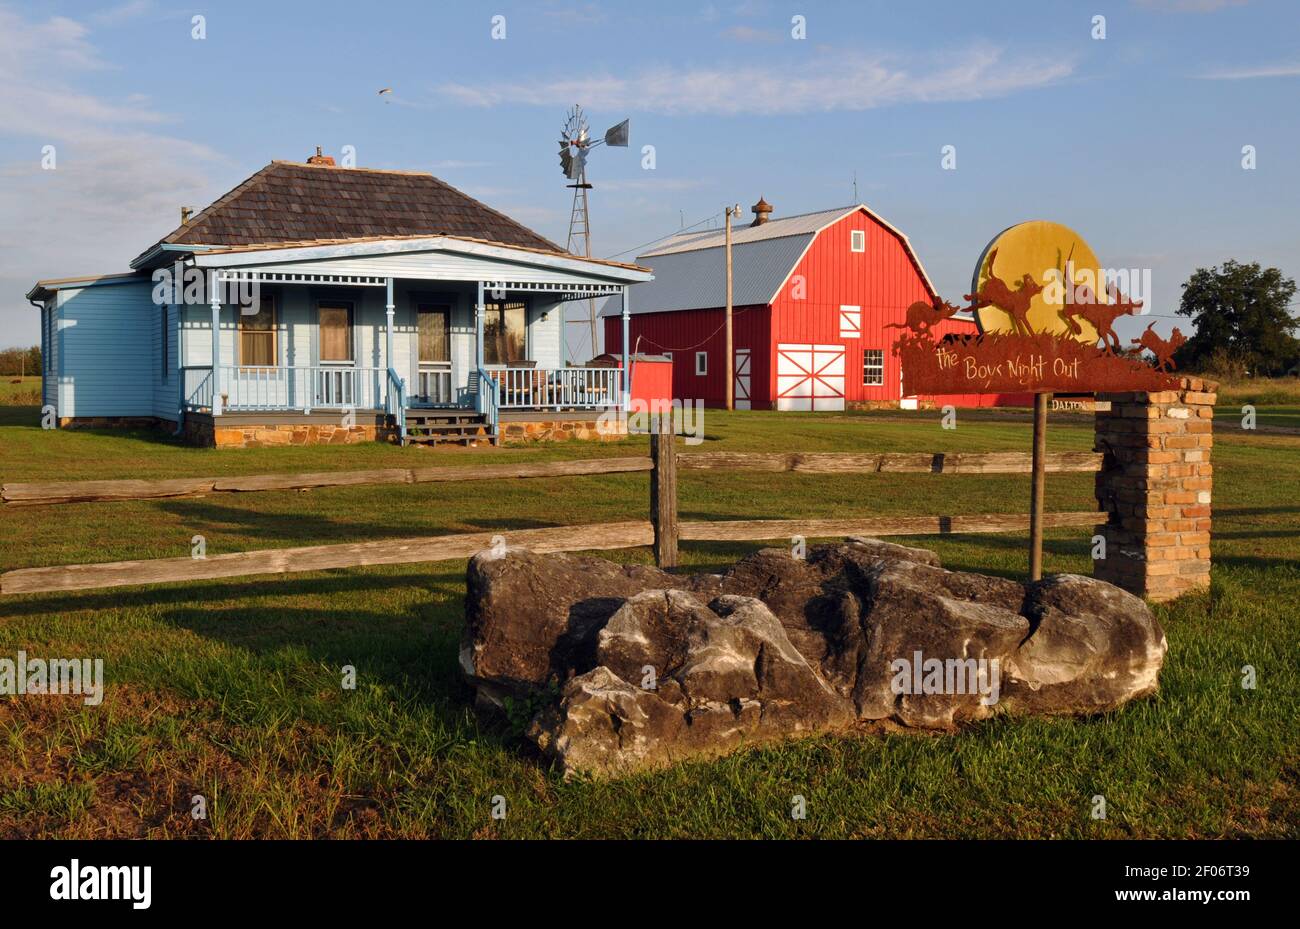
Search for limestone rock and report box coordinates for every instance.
[530,590,856,777]
[460,547,722,704]
[1001,573,1168,715]
[462,539,1168,777]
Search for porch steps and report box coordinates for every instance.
[402,410,497,447]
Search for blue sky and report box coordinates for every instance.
[1,0,1297,354]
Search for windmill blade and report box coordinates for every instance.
[603,119,630,147]
[561,146,587,180]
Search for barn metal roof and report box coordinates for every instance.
[619,202,938,316]
[616,234,815,316]
[641,206,853,257]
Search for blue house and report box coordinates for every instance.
[27,151,651,447]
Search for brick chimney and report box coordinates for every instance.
[306,146,336,166]
[751,196,773,226]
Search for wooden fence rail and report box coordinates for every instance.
[1,451,1101,507]
[0,458,655,506]
[676,450,1101,474]
[0,437,1107,596]
[0,512,1104,596]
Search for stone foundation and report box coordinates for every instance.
[499,417,627,443]
[181,414,396,448]
[1094,376,1216,602]
[211,422,397,449]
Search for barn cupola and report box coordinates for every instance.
[751,196,773,226]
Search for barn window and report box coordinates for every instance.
[241,295,279,366]
[862,348,884,386]
[695,351,708,375]
[850,230,866,253]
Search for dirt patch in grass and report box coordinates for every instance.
[0,683,380,838]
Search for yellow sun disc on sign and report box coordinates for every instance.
[970,221,1104,343]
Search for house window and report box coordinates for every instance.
[240,295,278,366]
[318,301,354,363]
[695,351,708,375]
[839,305,861,339]
[863,348,884,386]
[484,299,526,365]
[851,229,866,253]
[417,305,451,363]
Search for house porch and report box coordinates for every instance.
[172,241,648,446]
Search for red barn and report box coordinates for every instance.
[605,199,1023,410]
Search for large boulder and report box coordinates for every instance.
[462,540,1167,777]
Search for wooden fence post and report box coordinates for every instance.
[650,414,679,568]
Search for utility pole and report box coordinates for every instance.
[725,203,739,410]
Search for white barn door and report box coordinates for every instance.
[734,348,751,410]
[776,343,845,411]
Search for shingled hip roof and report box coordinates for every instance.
[132,160,568,267]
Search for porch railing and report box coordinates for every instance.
[415,368,454,406]
[386,368,407,444]
[491,366,622,411]
[215,365,387,412]
[476,366,499,434]
[181,366,213,412]
[180,364,623,423]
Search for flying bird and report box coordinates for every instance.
[378,88,393,103]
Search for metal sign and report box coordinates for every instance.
[897,222,1183,395]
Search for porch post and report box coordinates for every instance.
[384,277,395,369]
[209,274,222,416]
[476,280,485,369]
[559,299,566,367]
[385,277,395,409]
[621,286,631,410]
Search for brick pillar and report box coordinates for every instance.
[1093,376,1216,602]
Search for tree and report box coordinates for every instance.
[0,346,41,377]
[1174,260,1300,376]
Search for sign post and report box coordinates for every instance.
[1029,392,1049,581]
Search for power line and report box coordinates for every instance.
[602,210,725,261]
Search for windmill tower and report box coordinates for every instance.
[558,105,629,358]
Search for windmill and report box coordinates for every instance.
[558,104,629,358]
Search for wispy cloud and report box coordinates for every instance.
[542,3,606,26]
[435,45,1076,116]
[721,24,781,44]
[91,0,153,27]
[0,7,225,345]
[1135,0,1247,11]
[1198,61,1300,79]
[598,177,709,193]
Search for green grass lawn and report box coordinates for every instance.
[0,396,1296,838]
